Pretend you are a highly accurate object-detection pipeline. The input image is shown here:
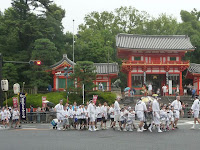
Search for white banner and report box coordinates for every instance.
[169,80,172,95]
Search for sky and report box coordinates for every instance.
[0,0,199,33]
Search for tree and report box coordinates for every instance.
[32,38,59,66]
[71,61,96,91]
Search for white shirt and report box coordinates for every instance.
[68,108,74,118]
[101,105,108,118]
[114,101,120,115]
[12,110,20,120]
[61,109,69,119]
[148,84,152,91]
[55,104,63,113]
[109,107,114,118]
[162,86,167,93]
[128,111,135,121]
[152,100,160,112]
[135,100,147,112]
[191,99,200,111]
[171,100,182,111]
[88,103,96,116]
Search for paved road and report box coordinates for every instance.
[0,119,200,150]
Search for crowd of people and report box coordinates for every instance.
[53,95,200,132]
[0,106,20,129]
[1,94,199,132]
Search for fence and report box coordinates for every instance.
[25,112,57,123]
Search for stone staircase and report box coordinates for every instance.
[120,96,194,107]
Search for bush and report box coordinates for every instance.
[4,91,117,107]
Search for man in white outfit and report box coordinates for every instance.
[135,98,147,132]
[150,97,162,132]
[191,95,200,129]
[112,97,121,130]
[88,100,96,131]
[171,96,182,128]
[54,99,64,130]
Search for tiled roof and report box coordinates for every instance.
[188,63,200,73]
[50,54,119,74]
[94,63,119,74]
[50,54,76,69]
[116,34,195,50]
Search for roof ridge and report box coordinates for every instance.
[117,33,188,38]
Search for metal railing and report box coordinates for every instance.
[25,112,57,123]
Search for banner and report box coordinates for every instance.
[93,95,98,104]
[12,97,18,108]
[20,93,26,120]
[42,96,47,108]
[169,80,172,95]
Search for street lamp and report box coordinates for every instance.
[64,66,72,102]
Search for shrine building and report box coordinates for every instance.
[49,54,118,91]
[116,34,195,95]
[186,63,200,95]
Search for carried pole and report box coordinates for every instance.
[82,84,84,104]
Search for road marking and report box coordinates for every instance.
[14,128,51,131]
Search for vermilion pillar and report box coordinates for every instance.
[128,71,132,88]
[179,71,183,95]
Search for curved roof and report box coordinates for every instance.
[116,34,195,50]
[188,63,200,74]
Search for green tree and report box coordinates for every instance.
[71,61,96,91]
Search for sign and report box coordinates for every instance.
[12,97,18,108]
[20,93,26,120]
[93,95,98,104]
[1,80,8,91]
[169,80,172,95]
[166,72,169,85]
[42,96,47,108]
[13,83,20,94]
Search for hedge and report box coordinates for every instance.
[4,91,117,107]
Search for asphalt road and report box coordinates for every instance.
[0,119,200,150]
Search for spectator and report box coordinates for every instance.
[162,84,167,96]
[30,105,33,122]
[184,85,187,96]
[148,83,152,96]
[192,87,196,100]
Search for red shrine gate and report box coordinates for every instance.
[116,34,195,95]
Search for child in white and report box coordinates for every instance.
[127,108,135,131]
[12,108,20,128]
[160,106,167,131]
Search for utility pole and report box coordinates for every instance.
[73,19,75,73]
[0,53,2,107]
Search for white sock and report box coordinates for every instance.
[89,125,91,129]
[93,125,95,130]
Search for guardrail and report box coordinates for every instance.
[25,112,57,123]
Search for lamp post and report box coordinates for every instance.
[64,66,72,103]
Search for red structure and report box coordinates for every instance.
[116,34,195,95]
[186,63,200,95]
[49,54,118,91]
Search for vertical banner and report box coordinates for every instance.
[169,80,172,95]
[20,93,26,120]
[93,95,98,105]
[42,96,47,108]
[143,71,146,85]
[12,97,18,108]
[166,72,169,85]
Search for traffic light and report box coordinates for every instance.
[29,60,41,66]
[36,60,41,66]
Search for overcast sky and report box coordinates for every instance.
[0,0,199,33]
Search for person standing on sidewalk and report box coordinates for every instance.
[191,95,200,129]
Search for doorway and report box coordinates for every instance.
[146,74,165,94]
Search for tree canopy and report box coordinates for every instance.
[0,1,199,90]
